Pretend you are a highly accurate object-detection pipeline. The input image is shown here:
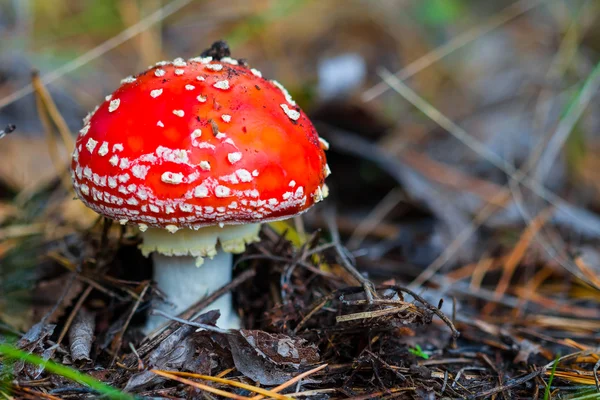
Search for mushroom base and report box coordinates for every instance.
[144,250,240,333]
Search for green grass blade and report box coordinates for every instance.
[0,344,134,400]
[543,355,559,400]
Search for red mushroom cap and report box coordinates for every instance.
[71,56,330,231]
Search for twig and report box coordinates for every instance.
[155,370,295,400]
[33,72,71,191]
[150,369,252,400]
[15,387,62,400]
[379,285,460,339]
[293,296,330,334]
[150,310,232,335]
[30,70,74,151]
[441,370,449,395]
[110,282,151,366]
[56,285,93,347]
[471,369,543,399]
[323,207,378,303]
[336,305,411,323]
[364,350,406,382]
[251,364,329,400]
[295,284,458,339]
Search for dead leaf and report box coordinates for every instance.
[68,308,95,364]
[239,330,319,367]
[14,322,55,377]
[228,330,320,385]
[124,310,219,392]
[125,337,195,391]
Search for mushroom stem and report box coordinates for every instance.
[140,224,261,334]
[144,250,238,333]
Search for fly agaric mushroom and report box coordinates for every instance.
[71,41,330,332]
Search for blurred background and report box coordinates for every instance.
[2,0,600,379]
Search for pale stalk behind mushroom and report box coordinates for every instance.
[141,223,260,334]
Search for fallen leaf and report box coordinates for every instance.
[69,308,95,364]
[239,330,319,367]
[124,310,219,392]
[228,330,320,385]
[14,322,55,377]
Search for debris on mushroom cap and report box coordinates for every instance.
[70,52,330,230]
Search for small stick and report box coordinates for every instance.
[323,207,378,303]
[336,306,411,323]
[150,309,232,335]
[151,369,251,400]
[31,70,75,151]
[364,350,406,382]
[110,282,151,366]
[56,285,94,347]
[293,296,330,334]
[32,72,72,190]
[250,363,329,400]
[381,285,460,339]
[154,370,293,400]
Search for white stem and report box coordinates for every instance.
[143,249,240,334]
[140,223,261,334]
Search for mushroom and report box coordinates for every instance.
[70,42,330,332]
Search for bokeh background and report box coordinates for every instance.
[2,1,600,396]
